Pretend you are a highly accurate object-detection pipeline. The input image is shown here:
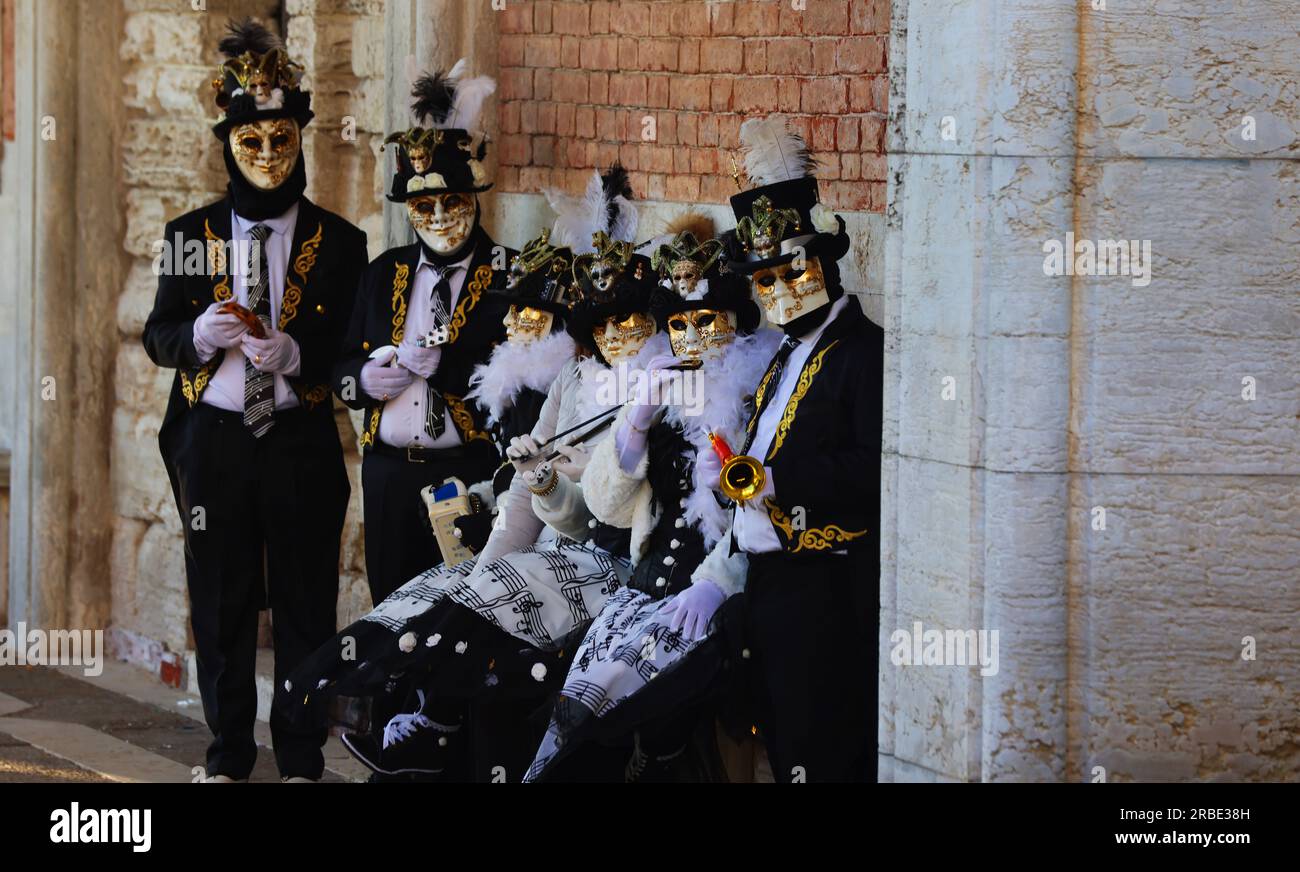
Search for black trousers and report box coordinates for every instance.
[360,446,496,604]
[360,445,496,739]
[745,550,878,783]
[171,403,348,780]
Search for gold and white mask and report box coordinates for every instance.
[593,312,655,364]
[407,192,476,256]
[667,308,735,363]
[229,119,300,191]
[669,259,703,298]
[751,257,830,326]
[502,305,554,345]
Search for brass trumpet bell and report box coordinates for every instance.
[719,453,765,503]
[707,430,765,504]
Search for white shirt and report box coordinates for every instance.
[733,295,850,553]
[377,249,472,449]
[196,205,302,412]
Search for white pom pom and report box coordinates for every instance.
[398,632,417,652]
[531,663,547,681]
[427,634,441,647]
[455,640,468,654]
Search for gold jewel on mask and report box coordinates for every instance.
[736,195,802,259]
[407,192,475,255]
[592,312,655,364]
[383,128,445,174]
[574,231,635,303]
[751,257,830,326]
[213,47,303,110]
[667,308,736,362]
[651,232,723,300]
[230,119,300,191]
[508,229,566,289]
[503,305,554,345]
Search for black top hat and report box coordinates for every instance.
[385,59,496,201]
[725,118,849,274]
[210,19,313,140]
[490,229,574,323]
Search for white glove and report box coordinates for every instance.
[506,434,545,476]
[360,350,415,401]
[397,338,441,380]
[193,302,248,358]
[695,444,723,491]
[626,354,683,431]
[552,442,591,480]
[241,326,300,375]
[660,580,727,642]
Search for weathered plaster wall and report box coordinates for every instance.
[882,0,1299,782]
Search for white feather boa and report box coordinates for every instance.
[465,331,575,427]
[663,329,782,547]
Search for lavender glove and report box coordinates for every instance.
[660,579,727,642]
[397,339,441,380]
[241,327,300,375]
[193,302,248,361]
[360,356,415,401]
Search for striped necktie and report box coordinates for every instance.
[243,223,275,438]
[423,266,456,439]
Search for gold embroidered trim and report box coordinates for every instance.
[391,262,410,343]
[444,393,490,442]
[280,222,322,331]
[300,384,330,410]
[360,407,381,447]
[767,340,839,461]
[447,265,493,345]
[746,363,777,437]
[204,218,232,302]
[180,364,216,407]
[764,498,868,554]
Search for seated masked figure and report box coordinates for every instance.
[525,215,780,782]
[276,167,665,782]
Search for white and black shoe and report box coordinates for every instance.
[341,691,460,777]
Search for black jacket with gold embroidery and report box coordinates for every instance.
[143,195,368,446]
[749,301,884,555]
[333,227,514,467]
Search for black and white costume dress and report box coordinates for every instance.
[525,329,778,780]
[277,335,672,726]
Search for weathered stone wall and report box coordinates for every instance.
[882,0,1299,782]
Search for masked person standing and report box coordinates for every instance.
[142,20,368,783]
[336,59,512,606]
[700,117,884,783]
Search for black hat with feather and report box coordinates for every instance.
[210,18,313,140]
[547,166,659,363]
[726,116,850,273]
[384,59,496,201]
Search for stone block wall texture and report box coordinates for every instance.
[882,0,1299,782]
[494,0,889,211]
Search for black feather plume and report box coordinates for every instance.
[601,164,632,235]
[218,17,281,58]
[411,72,456,125]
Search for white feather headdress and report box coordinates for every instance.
[409,57,496,134]
[739,116,818,187]
[545,166,638,254]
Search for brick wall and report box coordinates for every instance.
[495,0,889,212]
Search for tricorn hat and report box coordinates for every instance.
[210,19,313,140]
[384,59,496,201]
[726,117,849,273]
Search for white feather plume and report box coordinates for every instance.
[442,57,496,132]
[739,116,817,186]
[546,170,640,254]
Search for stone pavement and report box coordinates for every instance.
[0,662,367,784]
